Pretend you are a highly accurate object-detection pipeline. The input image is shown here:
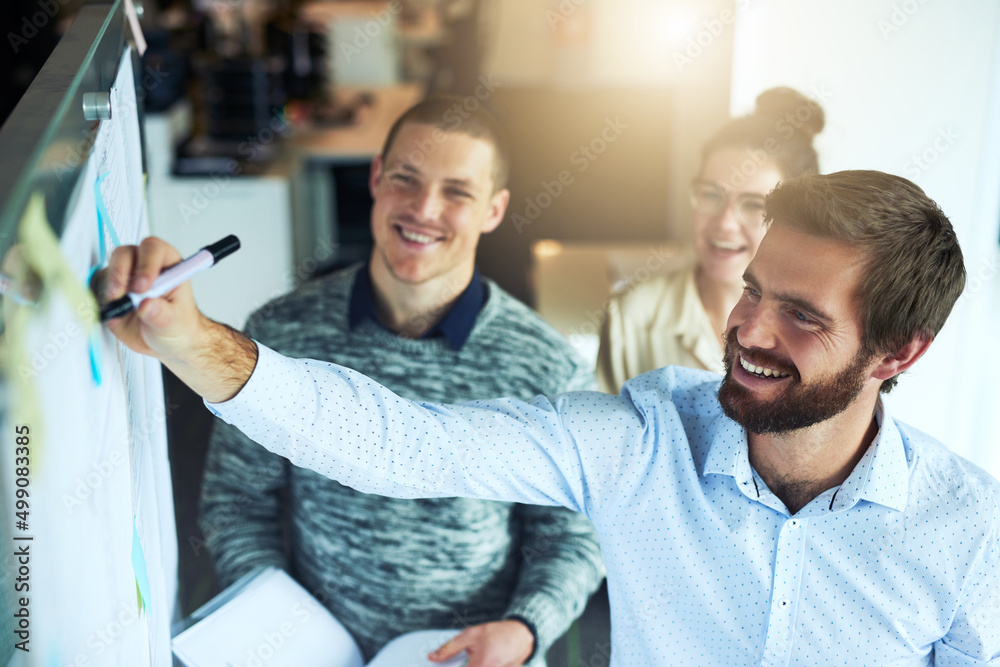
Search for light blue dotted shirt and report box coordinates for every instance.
[208,344,1000,666]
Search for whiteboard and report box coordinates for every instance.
[0,35,177,667]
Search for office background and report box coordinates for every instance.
[3,1,998,665]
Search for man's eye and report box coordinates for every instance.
[793,310,813,323]
[742,286,761,300]
[447,189,472,199]
[391,174,414,184]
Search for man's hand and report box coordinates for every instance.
[95,237,257,403]
[98,238,201,361]
[429,620,535,667]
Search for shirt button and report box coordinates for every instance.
[789,519,800,529]
[779,599,791,608]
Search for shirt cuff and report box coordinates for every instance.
[203,341,294,421]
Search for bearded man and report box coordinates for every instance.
[100,170,998,666]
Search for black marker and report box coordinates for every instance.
[100,235,240,321]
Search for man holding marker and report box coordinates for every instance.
[102,159,1000,664]
[193,98,603,666]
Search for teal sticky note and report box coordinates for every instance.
[85,266,103,386]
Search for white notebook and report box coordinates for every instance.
[171,567,468,667]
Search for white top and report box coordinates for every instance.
[596,261,725,394]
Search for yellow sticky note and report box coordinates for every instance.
[18,193,99,330]
[3,193,103,465]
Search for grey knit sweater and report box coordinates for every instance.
[198,265,604,664]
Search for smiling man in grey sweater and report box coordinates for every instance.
[198,98,603,667]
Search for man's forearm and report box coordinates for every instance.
[165,317,258,403]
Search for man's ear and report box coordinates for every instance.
[870,334,933,381]
[481,188,510,234]
[369,154,385,199]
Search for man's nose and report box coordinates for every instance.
[409,186,443,221]
[734,303,778,352]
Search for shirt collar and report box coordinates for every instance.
[348,263,486,351]
[846,400,910,512]
[702,409,747,479]
[702,398,910,513]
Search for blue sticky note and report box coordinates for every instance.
[84,265,103,386]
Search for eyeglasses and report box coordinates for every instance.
[689,180,767,227]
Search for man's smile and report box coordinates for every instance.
[738,353,792,379]
[395,224,445,246]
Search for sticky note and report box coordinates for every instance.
[132,523,151,614]
[18,193,99,331]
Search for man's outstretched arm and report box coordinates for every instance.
[98,237,258,402]
[99,238,645,513]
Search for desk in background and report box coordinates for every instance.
[531,240,685,366]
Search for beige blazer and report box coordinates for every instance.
[596,261,725,394]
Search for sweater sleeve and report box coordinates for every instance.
[502,503,605,659]
[198,418,290,588]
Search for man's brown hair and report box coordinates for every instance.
[380,96,510,193]
[764,170,966,392]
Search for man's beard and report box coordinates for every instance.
[718,328,873,435]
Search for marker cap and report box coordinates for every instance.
[206,235,240,262]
